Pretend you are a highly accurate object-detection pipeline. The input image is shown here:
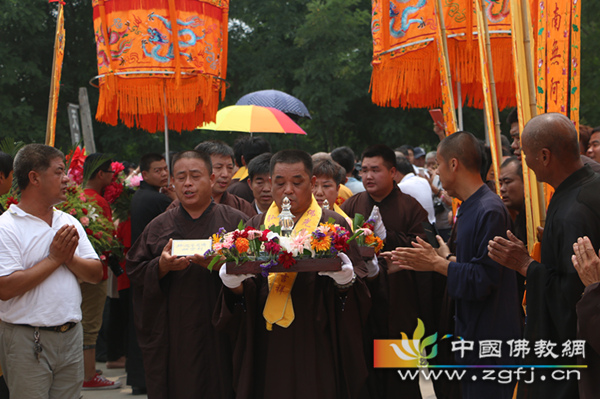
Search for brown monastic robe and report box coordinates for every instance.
[213,209,371,399]
[341,185,433,399]
[166,191,257,217]
[126,204,248,399]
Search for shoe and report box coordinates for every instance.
[82,373,122,390]
[106,356,126,369]
[131,386,147,395]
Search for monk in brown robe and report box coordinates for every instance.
[126,150,248,399]
[166,140,256,217]
[214,149,371,399]
[341,144,431,399]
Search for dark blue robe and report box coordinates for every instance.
[448,184,521,398]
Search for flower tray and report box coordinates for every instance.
[358,246,375,259]
[226,257,342,274]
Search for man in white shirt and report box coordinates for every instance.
[0,144,102,399]
[396,154,436,224]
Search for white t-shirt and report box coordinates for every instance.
[398,173,436,224]
[0,204,99,326]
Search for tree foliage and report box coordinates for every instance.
[1,0,599,161]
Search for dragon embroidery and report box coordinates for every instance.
[484,0,510,23]
[96,25,133,68]
[389,0,427,38]
[141,13,205,63]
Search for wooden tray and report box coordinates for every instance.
[358,246,375,259]
[226,257,342,274]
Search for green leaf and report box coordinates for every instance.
[327,216,336,224]
[537,86,545,94]
[538,27,544,35]
[571,87,578,94]
[206,256,221,272]
[352,213,365,230]
[237,219,246,231]
[573,24,579,32]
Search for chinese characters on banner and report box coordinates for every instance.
[536,0,581,130]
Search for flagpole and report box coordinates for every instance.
[45,3,65,146]
[510,0,543,251]
[434,0,458,134]
[474,0,501,194]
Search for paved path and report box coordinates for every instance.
[81,362,146,399]
[82,362,436,398]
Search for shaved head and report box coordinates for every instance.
[437,131,483,173]
[521,113,580,162]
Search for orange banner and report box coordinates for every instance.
[92,0,229,133]
[545,1,571,114]
[371,0,515,110]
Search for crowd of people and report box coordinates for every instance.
[0,111,599,399]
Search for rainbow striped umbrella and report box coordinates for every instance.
[198,105,307,135]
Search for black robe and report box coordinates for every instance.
[130,181,172,244]
[576,282,600,399]
[341,185,432,399]
[213,209,371,399]
[126,204,248,399]
[520,166,600,399]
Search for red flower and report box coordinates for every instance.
[264,240,281,255]
[333,233,349,252]
[278,251,296,269]
[94,232,103,239]
[85,228,93,235]
[260,229,270,242]
[6,196,19,206]
[110,162,124,182]
[103,182,123,204]
[362,222,374,231]
[82,208,88,215]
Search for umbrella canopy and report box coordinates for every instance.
[199,105,307,134]
[236,90,311,119]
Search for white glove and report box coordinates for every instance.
[319,252,355,286]
[369,205,387,241]
[366,255,380,278]
[219,264,254,289]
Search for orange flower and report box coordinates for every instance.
[235,237,250,253]
[311,235,332,252]
[364,234,376,245]
[374,237,384,253]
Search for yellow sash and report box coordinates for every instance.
[232,166,248,180]
[262,196,322,330]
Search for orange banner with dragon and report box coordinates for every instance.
[371,0,516,110]
[92,0,229,133]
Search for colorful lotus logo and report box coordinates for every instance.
[374,318,442,368]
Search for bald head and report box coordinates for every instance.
[522,113,580,162]
[437,131,483,173]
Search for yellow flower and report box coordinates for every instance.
[311,235,332,252]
